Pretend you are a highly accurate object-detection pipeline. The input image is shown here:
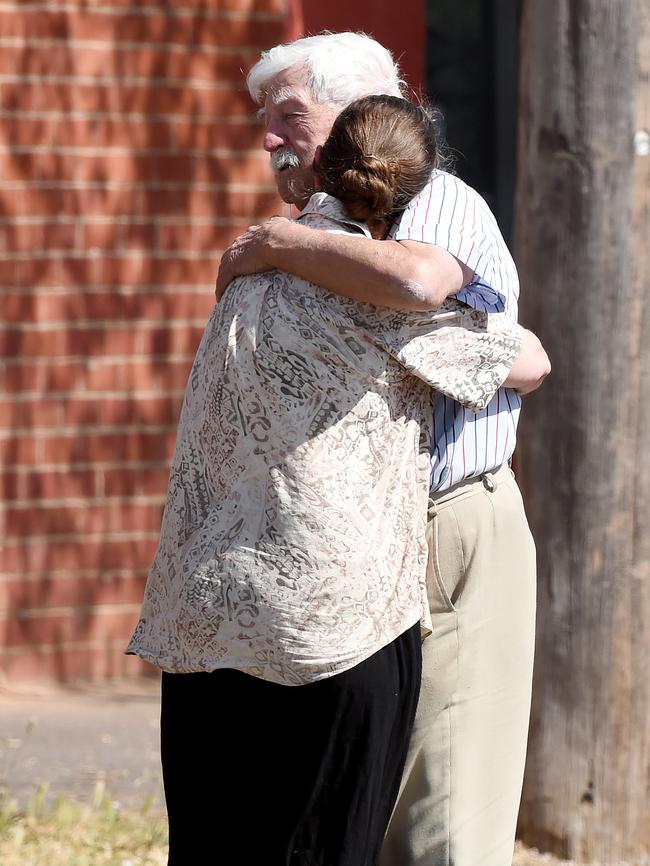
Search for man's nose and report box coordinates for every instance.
[263,128,285,152]
[263,115,287,152]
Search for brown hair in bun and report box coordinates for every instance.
[316,95,440,224]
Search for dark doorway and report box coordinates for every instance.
[425,0,520,242]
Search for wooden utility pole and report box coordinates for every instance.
[514,1,650,863]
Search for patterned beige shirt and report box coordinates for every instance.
[127,194,523,685]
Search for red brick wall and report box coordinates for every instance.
[0,0,299,683]
[300,1,425,96]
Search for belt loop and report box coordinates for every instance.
[481,473,496,493]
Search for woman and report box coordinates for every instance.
[127,96,523,866]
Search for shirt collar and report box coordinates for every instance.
[298,192,371,238]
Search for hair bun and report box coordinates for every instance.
[338,157,398,223]
[317,94,440,225]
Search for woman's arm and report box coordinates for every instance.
[504,329,551,394]
[215,217,473,311]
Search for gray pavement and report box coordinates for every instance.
[0,679,164,809]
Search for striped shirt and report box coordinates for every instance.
[390,170,522,491]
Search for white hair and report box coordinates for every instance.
[247,31,406,107]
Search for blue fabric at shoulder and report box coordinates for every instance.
[454,276,506,313]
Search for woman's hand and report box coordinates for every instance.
[215,216,293,300]
[504,329,551,394]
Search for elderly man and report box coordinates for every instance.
[216,31,550,866]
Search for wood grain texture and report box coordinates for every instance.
[514,0,650,862]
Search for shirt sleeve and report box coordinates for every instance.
[360,301,524,413]
[390,172,483,268]
[390,172,516,314]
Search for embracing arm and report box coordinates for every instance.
[504,329,551,394]
[215,216,550,395]
[215,217,474,311]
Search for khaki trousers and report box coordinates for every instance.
[380,464,537,866]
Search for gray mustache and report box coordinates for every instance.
[271,147,301,172]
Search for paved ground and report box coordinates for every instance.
[0,679,164,809]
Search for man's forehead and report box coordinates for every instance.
[264,67,311,105]
[266,85,307,105]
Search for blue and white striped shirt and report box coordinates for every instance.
[390,171,521,492]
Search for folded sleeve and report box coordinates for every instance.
[362,300,524,413]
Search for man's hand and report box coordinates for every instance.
[218,215,466,311]
[215,216,292,300]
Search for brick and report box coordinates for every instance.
[183,188,282,221]
[64,325,139,356]
[0,116,52,148]
[1,607,142,649]
[140,186,279,221]
[101,465,171,498]
[0,571,148,613]
[83,222,156,252]
[193,153,274,186]
[155,154,194,184]
[0,42,243,83]
[0,397,61,430]
[47,359,100,391]
[0,44,258,86]
[0,643,153,683]
[19,468,99,501]
[135,323,205,356]
[122,223,158,251]
[0,360,41,392]
[1,536,158,575]
[0,328,65,359]
[156,222,242,253]
[152,257,218,287]
[0,258,18,286]
[0,10,62,40]
[172,118,262,151]
[19,356,191,394]
[0,148,37,180]
[0,186,64,219]
[0,154,273,202]
[99,255,157,287]
[1,221,77,253]
[14,258,64,289]
[0,395,182,430]
[41,430,177,464]
[63,0,287,11]
[121,358,194,391]
[2,292,36,322]
[0,436,38,465]
[155,83,254,117]
[0,0,303,685]
[62,187,141,220]
[73,153,156,185]
[3,79,255,118]
[192,16,287,50]
[0,470,23,501]
[101,256,212,290]
[90,11,285,51]
[52,117,174,150]
[5,502,164,538]
[62,394,182,426]
[3,325,149,361]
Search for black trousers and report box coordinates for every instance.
[160,623,421,866]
